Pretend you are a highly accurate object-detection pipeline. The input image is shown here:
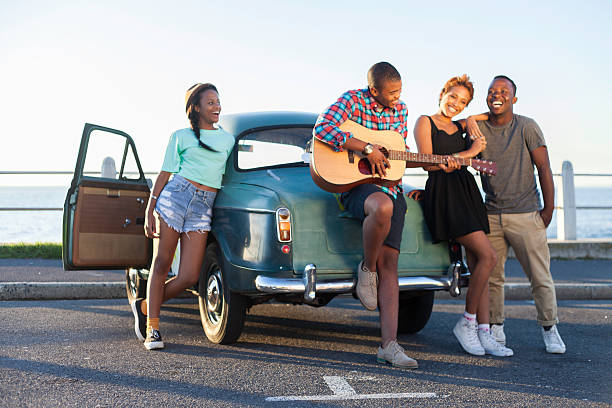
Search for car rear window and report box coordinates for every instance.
[237,127,313,170]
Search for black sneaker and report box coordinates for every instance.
[144,328,164,350]
[130,298,147,341]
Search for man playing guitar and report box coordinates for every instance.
[313,62,426,369]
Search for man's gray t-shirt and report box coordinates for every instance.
[477,114,546,214]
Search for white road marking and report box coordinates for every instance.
[266,392,437,401]
[266,375,437,402]
[323,376,356,396]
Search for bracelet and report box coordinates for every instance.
[150,194,158,200]
[452,154,460,158]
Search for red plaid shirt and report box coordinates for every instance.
[313,88,409,197]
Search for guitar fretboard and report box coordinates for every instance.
[387,150,471,166]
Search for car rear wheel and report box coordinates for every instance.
[397,291,435,334]
[126,268,147,303]
[198,242,246,344]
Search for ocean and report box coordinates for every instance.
[0,185,611,243]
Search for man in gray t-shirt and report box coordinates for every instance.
[476,76,566,354]
[479,115,546,214]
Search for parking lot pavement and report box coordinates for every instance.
[1,296,610,407]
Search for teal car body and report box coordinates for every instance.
[63,111,467,345]
[216,112,452,284]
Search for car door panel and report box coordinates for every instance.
[63,123,152,270]
[71,182,150,268]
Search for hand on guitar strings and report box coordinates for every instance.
[366,145,389,177]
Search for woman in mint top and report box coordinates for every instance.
[131,83,235,350]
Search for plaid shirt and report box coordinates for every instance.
[313,88,409,198]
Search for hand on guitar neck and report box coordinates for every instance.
[435,156,461,173]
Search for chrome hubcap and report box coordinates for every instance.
[206,271,222,314]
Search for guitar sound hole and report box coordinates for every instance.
[358,159,372,175]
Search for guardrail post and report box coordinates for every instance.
[101,157,116,178]
[561,161,576,240]
[556,175,564,239]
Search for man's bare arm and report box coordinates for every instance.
[531,146,555,227]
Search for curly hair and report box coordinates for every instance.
[438,74,474,105]
[185,83,219,152]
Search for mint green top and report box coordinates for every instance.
[161,127,235,188]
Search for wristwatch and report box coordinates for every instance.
[362,143,374,156]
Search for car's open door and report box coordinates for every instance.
[63,123,152,270]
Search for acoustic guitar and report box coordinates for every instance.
[310,120,496,193]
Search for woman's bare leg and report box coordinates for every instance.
[162,231,208,301]
[146,220,180,319]
[456,231,497,315]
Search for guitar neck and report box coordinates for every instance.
[388,150,471,167]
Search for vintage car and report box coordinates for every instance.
[62,111,468,344]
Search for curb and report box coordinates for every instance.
[1,281,611,301]
[509,240,612,260]
[435,283,612,301]
[0,282,126,301]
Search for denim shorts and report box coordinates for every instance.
[340,183,407,251]
[155,175,217,234]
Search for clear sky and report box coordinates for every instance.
[1,0,611,186]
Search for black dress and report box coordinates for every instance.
[423,116,489,243]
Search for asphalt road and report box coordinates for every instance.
[1,297,610,407]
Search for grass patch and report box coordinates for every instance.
[0,242,62,259]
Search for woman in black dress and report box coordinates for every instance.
[413,75,513,357]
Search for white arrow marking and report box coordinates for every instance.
[266,376,437,401]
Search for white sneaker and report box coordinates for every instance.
[478,329,514,357]
[542,325,566,354]
[491,324,506,346]
[355,261,378,311]
[377,340,418,369]
[453,317,484,356]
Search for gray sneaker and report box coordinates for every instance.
[355,261,377,311]
[478,329,514,357]
[453,317,485,356]
[377,340,418,369]
[491,324,506,345]
[542,325,566,354]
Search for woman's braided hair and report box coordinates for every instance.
[185,83,219,152]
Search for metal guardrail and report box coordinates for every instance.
[1,165,611,240]
[0,208,63,211]
[0,171,156,212]
[0,171,158,175]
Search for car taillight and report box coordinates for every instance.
[276,208,291,242]
[449,241,463,262]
